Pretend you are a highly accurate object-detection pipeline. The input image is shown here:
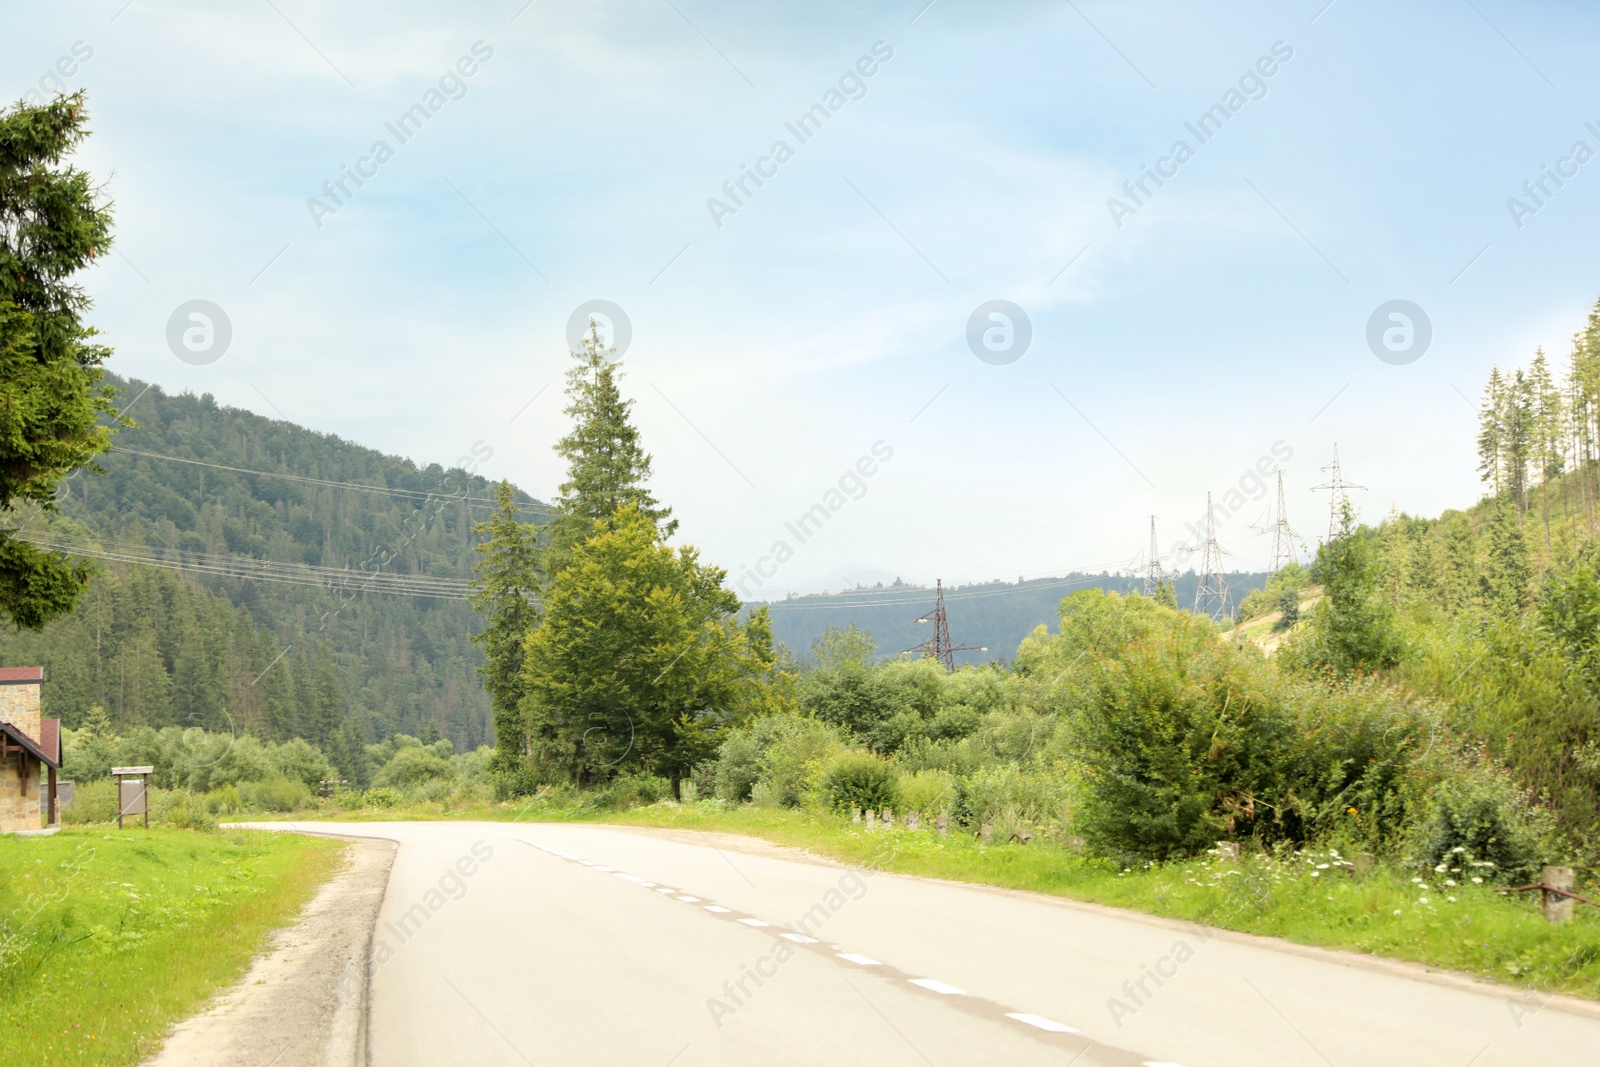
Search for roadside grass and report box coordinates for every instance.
[288,796,1600,999]
[0,828,346,1065]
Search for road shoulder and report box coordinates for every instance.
[144,834,397,1067]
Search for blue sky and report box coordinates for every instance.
[7,0,1600,594]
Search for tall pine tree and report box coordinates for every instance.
[542,323,675,579]
[468,480,541,773]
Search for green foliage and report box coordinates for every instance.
[522,504,782,785]
[1049,592,1440,861]
[712,713,841,807]
[1238,561,1310,623]
[1291,505,1402,674]
[954,762,1066,831]
[592,772,673,810]
[469,479,542,773]
[819,749,899,812]
[1408,754,1551,884]
[541,328,675,579]
[0,377,521,755]
[897,768,957,816]
[371,745,454,790]
[0,93,122,630]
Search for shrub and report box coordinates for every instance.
[594,773,673,810]
[898,769,957,816]
[372,746,454,790]
[957,763,1066,831]
[820,750,899,812]
[239,778,312,813]
[60,779,117,825]
[270,738,338,791]
[1407,746,1553,883]
[154,790,218,831]
[362,787,402,808]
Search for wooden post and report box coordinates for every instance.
[47,764,57,827]
[143,771,150,829]
[1217,841,1240,862]
[1543,866,1576,924]
[936,813,948,836]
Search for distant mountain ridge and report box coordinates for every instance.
[753,570,1269,667]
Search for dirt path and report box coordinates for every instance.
[144,834,397,1067]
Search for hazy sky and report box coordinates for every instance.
[8,0,1600,594]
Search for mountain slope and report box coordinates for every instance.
[0,375,548,750]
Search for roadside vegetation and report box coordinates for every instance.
[51,294,1600,1006]
[0,829,345,1065]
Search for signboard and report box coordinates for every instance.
[111,765,154,775]
[119,778,147,816]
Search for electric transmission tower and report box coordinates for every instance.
[1265,471,1299,574]
[1193,494,1232,619]
[1310,444,1365,542]
[902,579,986,672]
[1142,515,1165,596]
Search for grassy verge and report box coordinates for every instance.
[287,796,1600,999]
[0,828,347,1065]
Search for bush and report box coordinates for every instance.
[898,769,956,816]
[60,779,117,825]
[239,778,311,813]
[372,746,454,790]
[714,714,844,805]
[361,787,402,808]
[270,738,338,791]
[1062,593,1443,862]
[154,790,218,831]
[594,773,672,810]
[957,763,1067,831]
[820,750,899,812]
[1407,746,1553,883]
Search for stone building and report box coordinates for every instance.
[0,667,61,833]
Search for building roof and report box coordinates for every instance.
[38,718,59,764]
[0,666,43,685]
[0,721,61,769]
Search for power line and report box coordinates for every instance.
[16,533,474,600]
[106,446,548,514]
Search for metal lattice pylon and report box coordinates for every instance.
[1142,515,1165,596]
[1266,471,1300,574]
[1193,493,1232,619]
[1310,444,1365,542]
[902,579,986,672]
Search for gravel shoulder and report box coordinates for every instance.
[144,834,397,1067]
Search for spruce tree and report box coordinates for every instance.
[468,480,542,773]
[0,93,122,628]
[542,324,675,578]
[1482,495,1530,619]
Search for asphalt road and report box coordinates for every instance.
[285,820,1600,1066]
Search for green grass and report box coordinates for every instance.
[0,828,347,1065]
[289,796,1600,998]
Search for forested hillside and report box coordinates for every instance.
[757,570,1269,667]
[0,374,547,753]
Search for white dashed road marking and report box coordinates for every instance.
[1007,1013,1078,1033]
[909,978,966,995]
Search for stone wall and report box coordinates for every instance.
[0,682,41,746]
[0,755,41,832]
